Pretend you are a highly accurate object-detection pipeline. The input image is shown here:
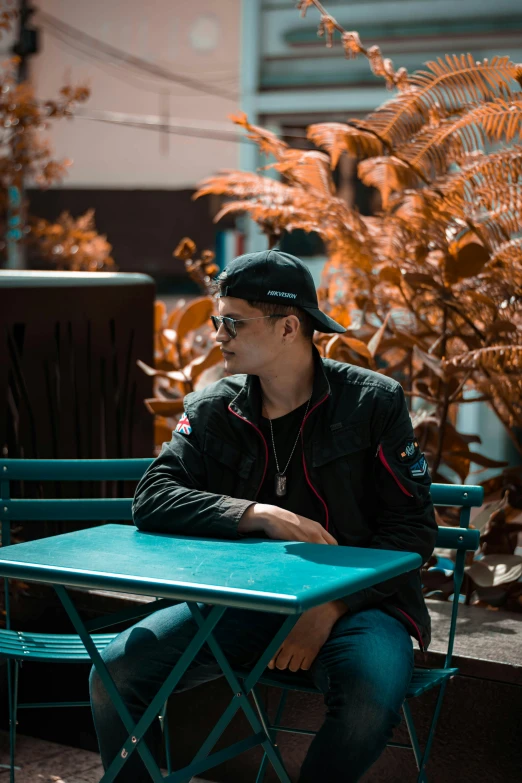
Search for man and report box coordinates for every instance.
[90,249,437,782]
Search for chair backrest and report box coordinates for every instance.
[1,459,483,665]
[429,483,483,667]
[0,458,154,631]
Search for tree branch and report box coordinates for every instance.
[302,0,409,90]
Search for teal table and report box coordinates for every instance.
[0,524,422,782]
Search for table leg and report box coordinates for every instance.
[54,585,226,782]
[181,603,299,783]
[55,586,299,783]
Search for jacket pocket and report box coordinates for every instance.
[312,423,372,468]
[203,429,255,495]
[311,423,374,541]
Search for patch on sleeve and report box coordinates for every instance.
[175,413,192,435]
[398,440,419,461]
[410,455,428,478]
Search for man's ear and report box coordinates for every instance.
[283,315,300,338]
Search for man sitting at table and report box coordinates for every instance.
[90,249,437,782]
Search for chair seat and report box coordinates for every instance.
[0,629,117,662]
[235,665,459,699]
[406,666,458,697]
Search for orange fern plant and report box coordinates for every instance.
[31,209,115,271]
[0,56,112,270]
[194,6,522,491]
[138,238,223,454]
[140,2,522,608]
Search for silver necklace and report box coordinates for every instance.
[263,394,312,497]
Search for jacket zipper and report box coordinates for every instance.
[301,394,330,533]
[377,444,413,497]
[228,404,268,499]
[396,606,425,652]
[229,394,330,527]
[230,398,425,649]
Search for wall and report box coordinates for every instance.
[8,1,244,277]
[32,0,242,189]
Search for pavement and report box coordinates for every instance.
[426,597,522,668]
[0,731,213,783]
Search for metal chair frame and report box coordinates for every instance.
[0,459,482,783]
[0,458,171,782]
[242,483,483,783]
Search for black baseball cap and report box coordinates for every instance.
[216,249,346,334]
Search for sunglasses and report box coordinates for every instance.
[210,314,295,339]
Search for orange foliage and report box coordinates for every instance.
[31,209,115,272]
[139,241,223,455]
[0,57,93,266]
[193,16,522,486]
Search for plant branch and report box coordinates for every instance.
[432,305,450,475]
[444,299,486,342]
[397,282,433,332]
[448,369,474,403]
[302,1,408,90]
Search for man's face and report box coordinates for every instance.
[215,296,289,375]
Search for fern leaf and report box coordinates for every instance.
[267,149,336,198]
[195,170,288,200]
[198,170,373,263]
[438,147,522,205]
[475,183,522,224]
[488,237,522,267]
[364,56,521,148]
[397,94,522,179]
[307,121,383,167]
[446,346,522,374]
[358,156,419,209]
[229,111,288,159]
[474,376,522,429]
[391,190,444,234]
[477,212,522,252]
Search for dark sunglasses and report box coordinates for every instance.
[210,314,295,339]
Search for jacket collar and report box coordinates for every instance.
[229,345,331,425]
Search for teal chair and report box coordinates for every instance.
[0,459,482,783]
[238,483,483,783]
[0,458,157,782]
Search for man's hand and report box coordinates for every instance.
[238,503,337,546]
[268,600,348,672]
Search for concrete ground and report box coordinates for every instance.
[0,731,212,783]
[426,597,522,670]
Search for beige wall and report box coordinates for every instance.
[32,0,241,188]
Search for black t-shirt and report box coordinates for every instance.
[257,401,324,524]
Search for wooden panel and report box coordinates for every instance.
[26,189,235,280]
[0,272,154,536]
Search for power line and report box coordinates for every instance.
[79,111,249,144]
[40,22,239,97]
[37,9,239,102]
[76,109,310,146]
[41,22,238,98]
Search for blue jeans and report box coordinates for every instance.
[90,604,414,782]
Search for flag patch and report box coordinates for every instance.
[410,456,428,478]
[175,413,192,435]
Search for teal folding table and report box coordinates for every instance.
[0,524,422,782]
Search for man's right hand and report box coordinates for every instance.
[238,503,337,545]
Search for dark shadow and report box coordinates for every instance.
[284,540,423,573]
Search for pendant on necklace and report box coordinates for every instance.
[275,473,287,497]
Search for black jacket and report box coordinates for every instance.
[133,348,437,649]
